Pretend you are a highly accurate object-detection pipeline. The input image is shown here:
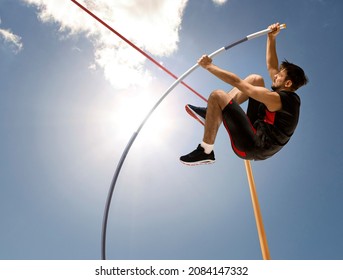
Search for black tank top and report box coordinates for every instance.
[257,90,301,146]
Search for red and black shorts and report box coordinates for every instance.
[222,98,280,160]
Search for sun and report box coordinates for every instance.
[102,88,175,149]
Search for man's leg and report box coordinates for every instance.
[180,74,265,165]
[203,74,265,145]
[179,89,233,165]
[185,74,265,125]
[203,89,234,145]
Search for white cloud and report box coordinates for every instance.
[0,19,23,53]
[23,0,189,89]
[212,0,228,5]
[22,0,227,89]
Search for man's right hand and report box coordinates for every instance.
[268,22,281,38]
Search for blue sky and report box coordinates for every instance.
[0,0,342,260]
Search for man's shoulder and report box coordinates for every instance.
[277,90,300,103]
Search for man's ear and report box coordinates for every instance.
[285,79,293,89]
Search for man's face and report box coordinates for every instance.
[271,68,291,91]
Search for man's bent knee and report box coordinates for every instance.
[209,89,232,110]
[209,89,226,97]
[246,74,265,87]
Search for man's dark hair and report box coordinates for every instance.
[280,60,309,90]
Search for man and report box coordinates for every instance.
[180,23,308,165]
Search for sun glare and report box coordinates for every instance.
[104,89,175,148]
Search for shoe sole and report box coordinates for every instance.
[180,159,215,166]
[185,105,205,126]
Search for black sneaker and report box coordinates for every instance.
[185,104,206,126]
[180,144,215,166]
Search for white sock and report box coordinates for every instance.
[201,141,214,154]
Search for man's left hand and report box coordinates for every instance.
[198,55,213,69]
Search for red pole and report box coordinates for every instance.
[70,0,207,102]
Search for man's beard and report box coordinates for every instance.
[271,85,279,91]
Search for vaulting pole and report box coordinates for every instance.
[244,160,271,260]
[71,0,283,261]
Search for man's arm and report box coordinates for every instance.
[198,55,282,112]
[266,23,281,80]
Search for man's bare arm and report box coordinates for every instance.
[266,23,281,80]
[198,56,282,112]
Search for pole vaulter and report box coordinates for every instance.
[71,0,285,260]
